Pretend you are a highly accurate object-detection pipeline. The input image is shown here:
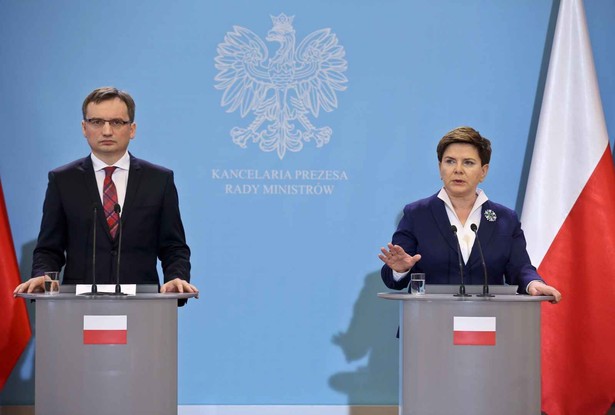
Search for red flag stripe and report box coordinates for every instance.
[83,330,127,345]
[539,148,615,415]
[453,331,496,346]
[0,179,32,391]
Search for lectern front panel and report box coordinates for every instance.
[34,296,178,415]
[399,298,541,415]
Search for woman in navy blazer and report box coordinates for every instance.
[379,127,561,302]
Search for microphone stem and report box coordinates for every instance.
[472,224,494,298]
[452,226,470,297]
[114,204,125,295]
[91,207,97,294]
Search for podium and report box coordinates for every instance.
[18,289,196,415]
[379,287,553,415]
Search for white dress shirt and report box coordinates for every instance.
[438,187,487,264]
[91,152,130,214]
[392,188,488,281]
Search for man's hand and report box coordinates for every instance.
[160,278,199,297]
[13,276,46,296]
[528,281,562,304]
[378,243,422,273]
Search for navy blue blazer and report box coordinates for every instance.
[31,153,191,285]
[381,193,541,293]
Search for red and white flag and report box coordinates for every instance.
[521,0,615,413]
[83,315,127,345]
[0,178,32,391]
[453,316,496,346]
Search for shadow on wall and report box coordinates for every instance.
[0,240,37,406]
[329,270,399,407]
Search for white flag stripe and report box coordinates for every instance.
[453,317,496,332]
[521,0,610,267]
[83,315,127,331]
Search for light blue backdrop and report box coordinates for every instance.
[1,0,614,406]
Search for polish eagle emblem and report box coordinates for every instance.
[214,14,348,159]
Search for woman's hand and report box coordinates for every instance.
[378,243,422,273]
[528,280,562,303]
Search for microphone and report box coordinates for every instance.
[91,205,98,294]
[114,204,127,296]
[81,204,100,296]
[471,223,494,298]
[451,225,470,297]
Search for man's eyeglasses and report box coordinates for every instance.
[84,118,132,129]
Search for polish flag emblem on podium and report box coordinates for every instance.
[453,316,496,346]
[83,315,128,345]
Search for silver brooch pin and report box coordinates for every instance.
[484,209,497,222]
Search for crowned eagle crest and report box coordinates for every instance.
[214,14,348,159]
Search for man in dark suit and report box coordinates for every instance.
[14,87,198,295]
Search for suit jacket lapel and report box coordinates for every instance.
[122,154,142,225]
[468,201,497,268]
[429,195,459,253]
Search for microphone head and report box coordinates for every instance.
[451,225,458,233]
[114,204,121,214]
[470,223,478,232]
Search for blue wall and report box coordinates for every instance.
[1,0,614,406]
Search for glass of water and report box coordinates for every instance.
[410,273,426,295]
[44,271,60,295]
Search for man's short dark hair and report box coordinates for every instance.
[82,87,136,122]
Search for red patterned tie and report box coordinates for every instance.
[103,167,119,238]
